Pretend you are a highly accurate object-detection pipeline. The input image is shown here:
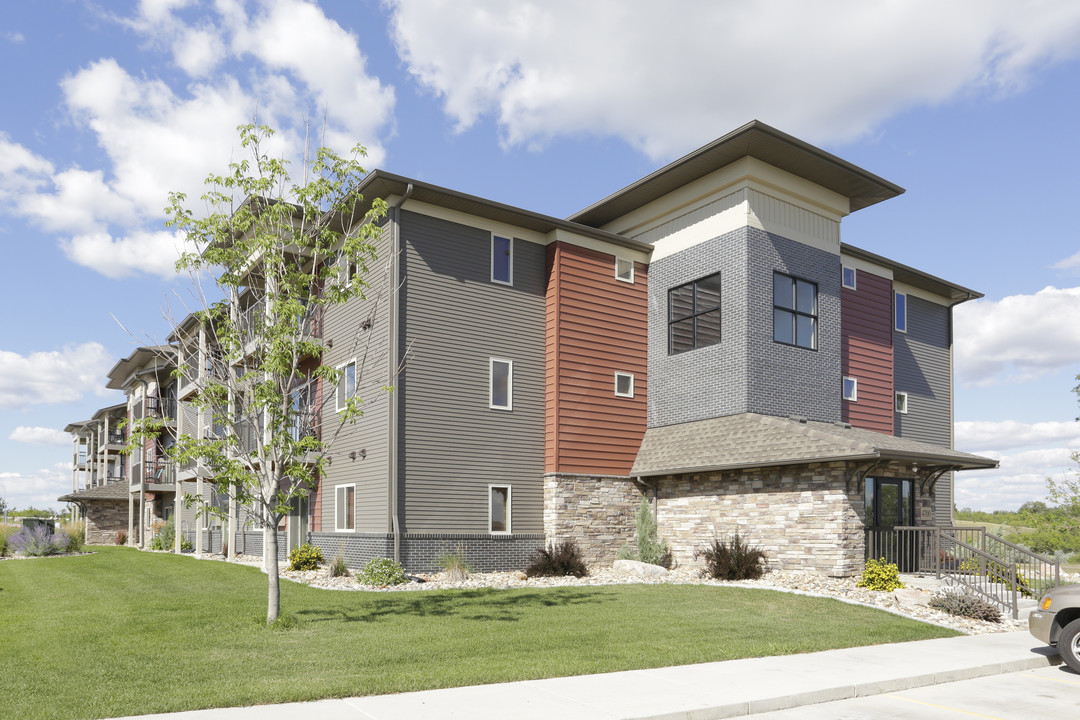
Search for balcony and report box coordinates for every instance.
[133,458,175,489]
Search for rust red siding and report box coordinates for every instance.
[545,242,647,475]
[841,268,893,434]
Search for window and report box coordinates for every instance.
[489,358,512,410]
[895,391,909,414]
[843,376,858,401]
[336,360,356,412]
[668,272,721,354]
[773,272,818,349]
[491,235,512,285]
[335,484,355,531]
[894,292,907,333]
[489,485,511,533]
[842,265,856,290]
[291,382,316,441]
[615,257,634,283]
[614,372,634,398]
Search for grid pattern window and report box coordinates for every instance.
[895,292,908,333]
[668,272,721,354]
[489,485,511,533]
[842,266,856,290]
[491,235,513,285]
[489,358,513,410]
[336,360,356,412]
[615,257,634,283]
[614,372,634,398]
[843,376,858,401]
[335,484,355,531]
[773,272,818,349]
[895,391,909,414]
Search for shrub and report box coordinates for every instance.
[61,522,84,553]
[436,547,473,582]
[616,497,671,568]
[929,588,1002,623]
[328,555,349,577]
[958,558,1034,597]
[695,533,767,580]
[10,525,68,557]
[288,543,324,571]
[357,557,409,586]
[0,526,14,557]
[150,520,193,552]
[525,540,589,578]
[857,557,905,591]
[116,530,127,546]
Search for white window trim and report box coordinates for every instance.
[843,376,858,402]
[335,483,356,533]
[615,257,635,284]
[491,234,513,286]
[335,358,357,413]
[895,391,909,414]
[842,265,856,290]
[895,292,908,334]
[614,371,634,398]
[488,484,512,535]
[489,357,513,410]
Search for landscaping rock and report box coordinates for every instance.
[613,559,669,578]
[513,570,527,581]
[893,588,930,608]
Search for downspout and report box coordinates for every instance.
[388,184,414,564]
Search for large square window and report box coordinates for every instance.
[773,272,817,349]
[335,484,355,531]
[489,485,511,533]
[491,235,512,285]
[668,272,721,354]
[490,358,512,410]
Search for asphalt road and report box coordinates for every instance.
[747,665,1080,719]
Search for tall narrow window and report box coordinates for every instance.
[336,360,356,412]
[491,235,512,285]
[843,376,858,401]
[668,272,721,354]
[773,272,818,349]
[335,484,355,531]
[895,292,907,333]
[615,257,634,283]
[489,358,512,410]
[489,485,511,533]
[895,392,909,414]
[842,266,856,290]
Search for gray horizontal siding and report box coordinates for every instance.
[399,210,546,534]
[893,295,953,526]
[320,222,393,533]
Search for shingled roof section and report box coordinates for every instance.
[58,482,129,503]
[630,413,998,477]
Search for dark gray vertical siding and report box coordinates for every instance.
[893,295,953,525]
[319,222,392,533]
[399,210,546,533]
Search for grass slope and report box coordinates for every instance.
[0,547,958,719]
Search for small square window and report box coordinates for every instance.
[489,485,511,533]
[895,392,909,414]
[615,257,634,283]
[491,235,512,285]
[895,292,907,333]
[843,376,858,401]
[842,266,856,290]
[335,484,355,531]
[489,358,512,410]
[614,372,634,398]
[336,360,357,412]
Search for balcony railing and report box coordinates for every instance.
[106,430,126,445]
[144,458,175,485]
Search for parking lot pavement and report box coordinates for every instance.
[746,665,1080,719]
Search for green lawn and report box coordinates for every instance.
[0,547,959,719]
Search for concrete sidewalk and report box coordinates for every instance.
[116,631,1060,720]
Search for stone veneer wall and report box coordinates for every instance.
[84,500,128,545]
[544,474,643,566]
[654,460,932,577]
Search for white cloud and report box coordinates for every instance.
[0,343,116,410]
[956,419,1080,453]
[0,463,73,512]
[954,286,1080,387]
[3,31,25,44]
[1053,250,1080,271]
[3,1,394,280]
[9,427,71,447]
[387,0,1080,158]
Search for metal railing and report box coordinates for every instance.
[865,525,1061,619]
[144,458,175,485]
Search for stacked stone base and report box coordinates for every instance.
[83,500,128,545]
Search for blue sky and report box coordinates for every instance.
[2,0,1079,513]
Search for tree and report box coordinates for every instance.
[144,123,386,624]
[1023,374,1080,555]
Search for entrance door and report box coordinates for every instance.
[865,477,917,569]
[286,495,309,553]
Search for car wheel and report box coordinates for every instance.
[1060,618,1080,674]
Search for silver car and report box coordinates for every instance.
[1029,584,1080,673]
